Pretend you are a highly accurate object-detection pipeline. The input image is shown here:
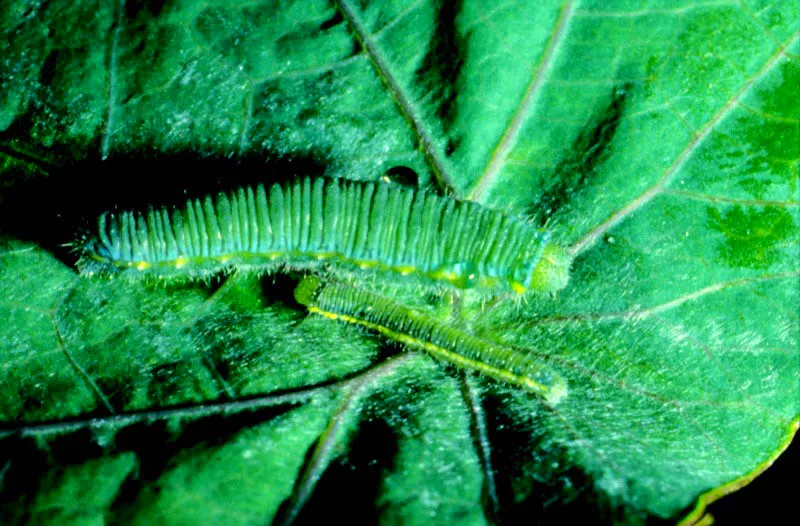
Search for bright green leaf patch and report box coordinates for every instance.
[1,0,798,524]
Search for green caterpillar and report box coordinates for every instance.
[294,276,568,403]
[80,177,571,295]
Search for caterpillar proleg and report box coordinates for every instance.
[79,177,571,295]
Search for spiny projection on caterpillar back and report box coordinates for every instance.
[79,176,572,295]
[293,276,568,403]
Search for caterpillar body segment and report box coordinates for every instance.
[293,276,568,403]
[81,177,571,295]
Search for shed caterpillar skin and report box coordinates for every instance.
[79,177,571,295]
[294,276,568,403]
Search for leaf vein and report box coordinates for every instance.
[101,0,125,160]
[469,0,575,202]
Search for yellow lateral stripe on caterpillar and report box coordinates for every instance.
[79,177,572,295]
[295,276,568,403]
[309,307,555,395]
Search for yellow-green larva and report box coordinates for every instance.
[294,276,568,403]
[79,177,571,295]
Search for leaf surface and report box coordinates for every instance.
[1,0,798,524]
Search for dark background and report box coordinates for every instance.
[708,431,797,524]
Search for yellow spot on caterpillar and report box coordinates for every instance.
[430,269,457,281]
[309,306,340,322]
[175,257,189,269]
[510,281,526,294]
[395,265,416,276]
[136,261,151,271]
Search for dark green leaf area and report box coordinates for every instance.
[707,205,795,269]
[0,400,337,525]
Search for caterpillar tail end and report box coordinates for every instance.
[74,236,117,277]
[544,376,568,405]
[520,369,568,405]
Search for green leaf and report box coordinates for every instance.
[1,1,798,524]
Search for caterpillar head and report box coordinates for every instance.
[528,243,571,293]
